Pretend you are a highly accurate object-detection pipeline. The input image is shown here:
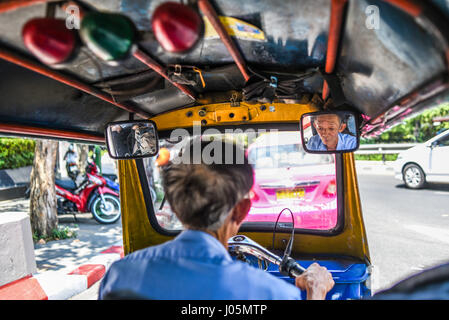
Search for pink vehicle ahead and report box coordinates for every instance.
[245,131,338,230]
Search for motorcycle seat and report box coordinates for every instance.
[55,178,77,191]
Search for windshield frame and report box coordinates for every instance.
[136,124,345,237]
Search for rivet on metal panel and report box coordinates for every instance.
[198,108,207,117]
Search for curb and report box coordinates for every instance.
[0,245,124,300]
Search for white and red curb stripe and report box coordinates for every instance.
[0,245,124,300]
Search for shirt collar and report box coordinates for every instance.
[175,229,233,262]
[317,132,344,151]
[336,132,344,150]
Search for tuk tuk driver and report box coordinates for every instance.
[98,139,335,300]
[307,114,356,151]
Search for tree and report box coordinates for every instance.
[29,139,58,238]
[77,144,89,175]
[361,103,449,144]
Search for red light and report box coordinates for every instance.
[151,2,202,53]
[249,189,259,202]
[324,180,337,197]
[22,18,77,65]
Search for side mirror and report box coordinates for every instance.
[300,111,360,153]
[430,141,439,149]
[105,120,159,159]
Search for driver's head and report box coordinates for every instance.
[313,114,346,150]
[160,138,254,233]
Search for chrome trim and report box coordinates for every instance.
[228,235,282,266]
[259,181,319,189]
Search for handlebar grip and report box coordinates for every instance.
[289,263,306,277]
[279,256,306,278]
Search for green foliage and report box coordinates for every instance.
[361,103,449,144]
[354,154,398,161]
[0,138,36,169]
[33,226,77,243]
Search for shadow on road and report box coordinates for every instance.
[0,197,29,213]
[394,183,449,192]
[34,216,123,273]
[58,213,99,225]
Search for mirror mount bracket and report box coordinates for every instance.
[319,70,347,108]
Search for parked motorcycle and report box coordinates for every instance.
[103,175,119,193]
[66,161,79,182]
[100,170,159,206]
[55,162,121,224]
[64,144,79,182]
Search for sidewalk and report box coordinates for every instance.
[0,197,123,300]
[355,160,396,176]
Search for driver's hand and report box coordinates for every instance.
[295,262,334,300]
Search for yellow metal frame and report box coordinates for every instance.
[150,102,318,131]
[118,102,370,263]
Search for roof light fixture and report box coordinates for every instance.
[151,2,203,53]
[79,11,136,63]
[22,18,77,66]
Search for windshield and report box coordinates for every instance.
[249,144,334,169]
[142,130,338,232]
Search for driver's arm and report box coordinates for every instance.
[294,263,335,300]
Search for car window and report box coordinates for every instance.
[437,133,449,147]
[142,131,339,232]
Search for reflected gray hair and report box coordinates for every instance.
[160,139,254,231]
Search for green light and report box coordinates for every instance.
[80,12,136,62]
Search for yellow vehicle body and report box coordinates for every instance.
[118,102,370,265]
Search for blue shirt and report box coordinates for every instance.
[307,133,357,151]
[98,230,302,300]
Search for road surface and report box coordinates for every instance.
[357,174,449,293]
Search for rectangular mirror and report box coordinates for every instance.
[300,111,359,153]
[105,120,159,159]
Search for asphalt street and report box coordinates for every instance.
[357,174,449,293]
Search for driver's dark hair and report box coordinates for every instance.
[160,138,254,231]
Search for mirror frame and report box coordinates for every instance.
[300,110,360,154]
[104,119,160,160]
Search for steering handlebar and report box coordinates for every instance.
[228,235,306,278]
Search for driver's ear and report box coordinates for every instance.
[338,123,347,133]
[232,198,252,225]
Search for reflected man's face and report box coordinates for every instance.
[313,114,346,150]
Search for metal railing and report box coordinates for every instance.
[355,143,418,155]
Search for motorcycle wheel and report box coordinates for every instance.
[91,194,121,224]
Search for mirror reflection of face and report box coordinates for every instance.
[133,125,156,154]
[111,125,122,133]
[313,114,346,150]
[107,121,158,159]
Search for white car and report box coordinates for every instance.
[394,129,449,189]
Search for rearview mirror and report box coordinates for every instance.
[300,111,359,153]
[105,120,159,159]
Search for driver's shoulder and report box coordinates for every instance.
[339,132,357,146]
[228,260,301,298]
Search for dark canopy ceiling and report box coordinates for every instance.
[0,0,447,140]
